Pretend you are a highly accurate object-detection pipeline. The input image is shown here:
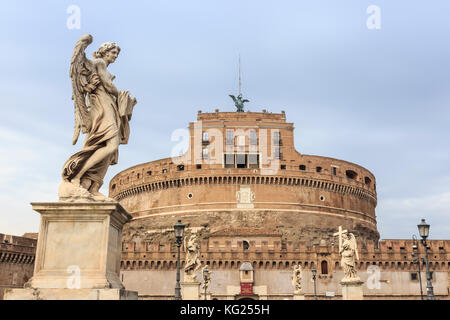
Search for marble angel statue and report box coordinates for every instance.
[58,34,137,202]
[340,233,360,281]
[291,264,303,294]
[184,234,202,282]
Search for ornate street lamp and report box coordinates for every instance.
[202,265,210,301]
[311,267,317,300]
[417,219,435,300]
[411,235,424,300]
[174,219,185,300]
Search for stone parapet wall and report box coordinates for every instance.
[110,156,376,201]
[120,268,449,300]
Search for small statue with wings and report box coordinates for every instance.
[229,93,249,112]
[59,34,137,202]
[339,232,360,282]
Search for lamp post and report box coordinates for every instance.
[311,267,317,300]
[202,265,210,301]
[411,235,424,300]
[417,219,435,300]
[174,219,185,300]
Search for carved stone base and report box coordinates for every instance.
[23,202,133,296]
[340,279,364,300]
[200,292,212,300]
[58,181,116,202]
[4,288,137,300]
[181,281,200,300]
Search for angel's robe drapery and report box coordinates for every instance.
[341,239,357,279]
[62,85,136,188]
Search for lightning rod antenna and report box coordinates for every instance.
[238,54,241,96]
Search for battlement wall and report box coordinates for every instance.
[120,239,450,273]
[0,233,37,299]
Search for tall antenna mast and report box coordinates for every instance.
[238,54,241,96]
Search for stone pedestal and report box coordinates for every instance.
[181,281,200,300]
[4,202,138,300]
[4,288,138,300]
[293,293,305,300]
[340,279,364,300]
[200,292,212,300]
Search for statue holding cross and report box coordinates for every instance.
[334,226,360,282]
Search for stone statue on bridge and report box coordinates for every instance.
[291,263,303,294]
[184,234,202,282]
[334,226,360,282]
[59,34,137,202]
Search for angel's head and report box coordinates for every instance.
[93,42,121,65]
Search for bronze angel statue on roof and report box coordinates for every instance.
[229,94,249,112]
[58,34,137,202]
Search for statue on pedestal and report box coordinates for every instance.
[59,34,137,202]
[334,226,360,282]
[184,234,202,282]
[291,264,303,294]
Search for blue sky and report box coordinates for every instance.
[0,1,449,239]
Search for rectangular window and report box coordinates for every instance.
[202,147,209,159]
[226,130,234,145]
[410,272,418,281]
[332,167,337,175]
[236,154,247,168]
[273,131,280,145]
[225,154,234,168]
[202,131,209,141]
[250,130,257,145]
[274,147,281,159]
[237,135,245,147]
[249,154,259,168]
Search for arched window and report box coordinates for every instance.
[321,260,328,274]
[243,241,250,251]
[346,170,358,180]
[364,176,372,186]
[202,131,209,142]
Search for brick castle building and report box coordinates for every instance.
[108,109,449,299]
[0,233,37,299]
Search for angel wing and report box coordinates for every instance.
[70,34,100,145]
[242,99,249,103]
[229,95,237,103]
[349,233,359,260]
